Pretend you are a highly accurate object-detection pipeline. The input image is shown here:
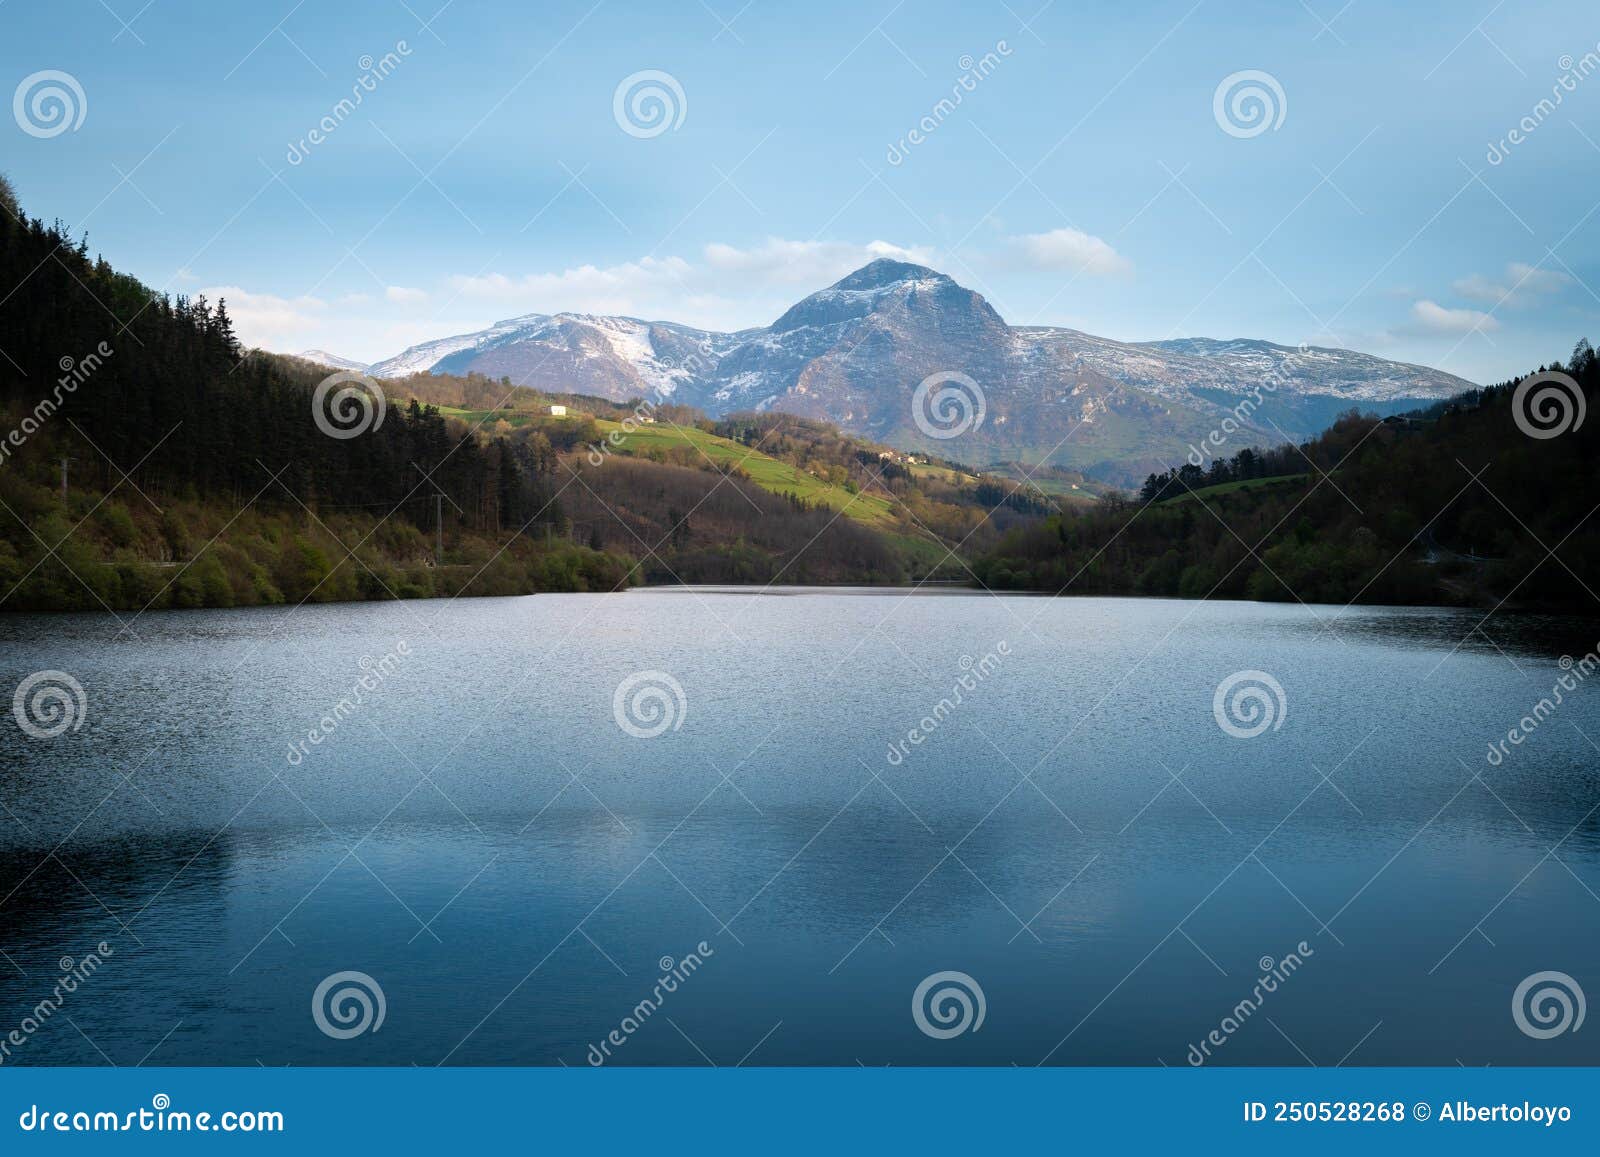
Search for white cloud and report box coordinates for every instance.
[1453,262,1571,305]
[1411,299,1500,334]
[199,283,481,364]
[211,237,979,360]
[199,286,327,340]
[701,238,935,284]
[446,239,938,330]
[1007,227,1131,275]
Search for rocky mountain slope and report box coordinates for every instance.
[365,260,1474,484]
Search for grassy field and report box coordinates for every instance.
[432,407,899,528]
[906,461,981,486]
[593,419,905,527]
[433,405,542,427]
[430,407,979,571]
[1160,473,1310,504]
[592,419,964,570]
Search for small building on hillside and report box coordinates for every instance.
[549,404,568,417]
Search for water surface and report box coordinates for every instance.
[2,590,1597,1066]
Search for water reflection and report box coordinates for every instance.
[0,593,1597,1065]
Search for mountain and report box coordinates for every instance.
[298,349,370,372]
[366,260,1475,484]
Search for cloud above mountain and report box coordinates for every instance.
[210,232,1141,359]
[1410,299,1500,334]
[446,239,937,330]
[1006,227,1132,275]
[1452,262,1571,306]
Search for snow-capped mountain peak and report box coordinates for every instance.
[356,261,1476,483]
[297,349,370,372]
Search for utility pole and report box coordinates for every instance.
[411,461,453,567]
[60,456,68,501]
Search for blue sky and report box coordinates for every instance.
[4,0,1598,382]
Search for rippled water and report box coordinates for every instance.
[2,590,1597,1066]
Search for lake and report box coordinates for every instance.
[2,589,1598,1066]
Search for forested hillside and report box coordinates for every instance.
[0,181,1057,610]
[0,182,654,610]
[307,366,1067,582]
[974,344,1600,611]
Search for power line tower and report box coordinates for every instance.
[411,461,461,567]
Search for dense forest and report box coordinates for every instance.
[974,343,1600,612]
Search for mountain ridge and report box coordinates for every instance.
[362,259,1475,483]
